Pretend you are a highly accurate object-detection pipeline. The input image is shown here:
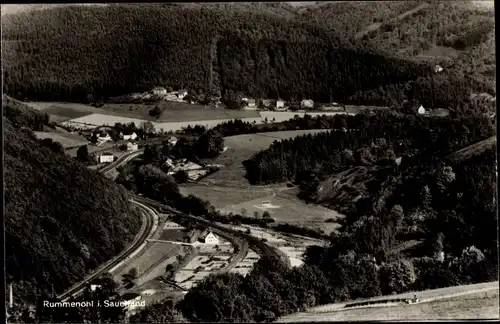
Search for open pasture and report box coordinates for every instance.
[33,131,88,148]
[65,111,342,133]
[219,194,342,233]
[158,101,261,122]
[201,129,331,185]
[180,183,273,207]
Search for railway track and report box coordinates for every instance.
[57,200,155,301]
[132,195,290,267]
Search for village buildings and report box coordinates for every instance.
[152,87,167,96]
[121,131,138,141]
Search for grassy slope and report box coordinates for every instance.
[4,109,142,301]
[278,281,499,322]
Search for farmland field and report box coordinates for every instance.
[64,111,344,132]
[158,101,261,122]
[33,131,88,148]
[25,101,106,122]
[180,129,341,233]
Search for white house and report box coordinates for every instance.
[90,284,102,292]
[152,87,167,96]
[167,136,178,146]
[417,105,426,115]
[276,99,286,111]
[122,132,137,141]
[434,65,443,73]
[178,89,188,100]
[127,142,139,151]
[245,98,257,110]
[96,153,114,164]
[300,99,314,109]
[97,133,111,143]
[199,231,219,245]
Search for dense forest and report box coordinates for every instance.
[2,3,491,110]
[243,112,495,184]
[4,103,142,303]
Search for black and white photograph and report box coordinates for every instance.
[2,1,498,323]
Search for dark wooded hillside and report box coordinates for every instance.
[4,112,141,301]
[2,4,478,107]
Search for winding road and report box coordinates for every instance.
[57,150,151,301]
[100,149,144,177]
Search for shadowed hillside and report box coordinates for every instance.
[2,3,489,110]
[4,105,142,302]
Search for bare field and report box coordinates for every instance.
[278,281,500,322]
[33,131,88,148]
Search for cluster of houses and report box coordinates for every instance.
[242,98,320,111]
[164,158,209,181]
[150,87,188,101]
[90,129,141,164]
